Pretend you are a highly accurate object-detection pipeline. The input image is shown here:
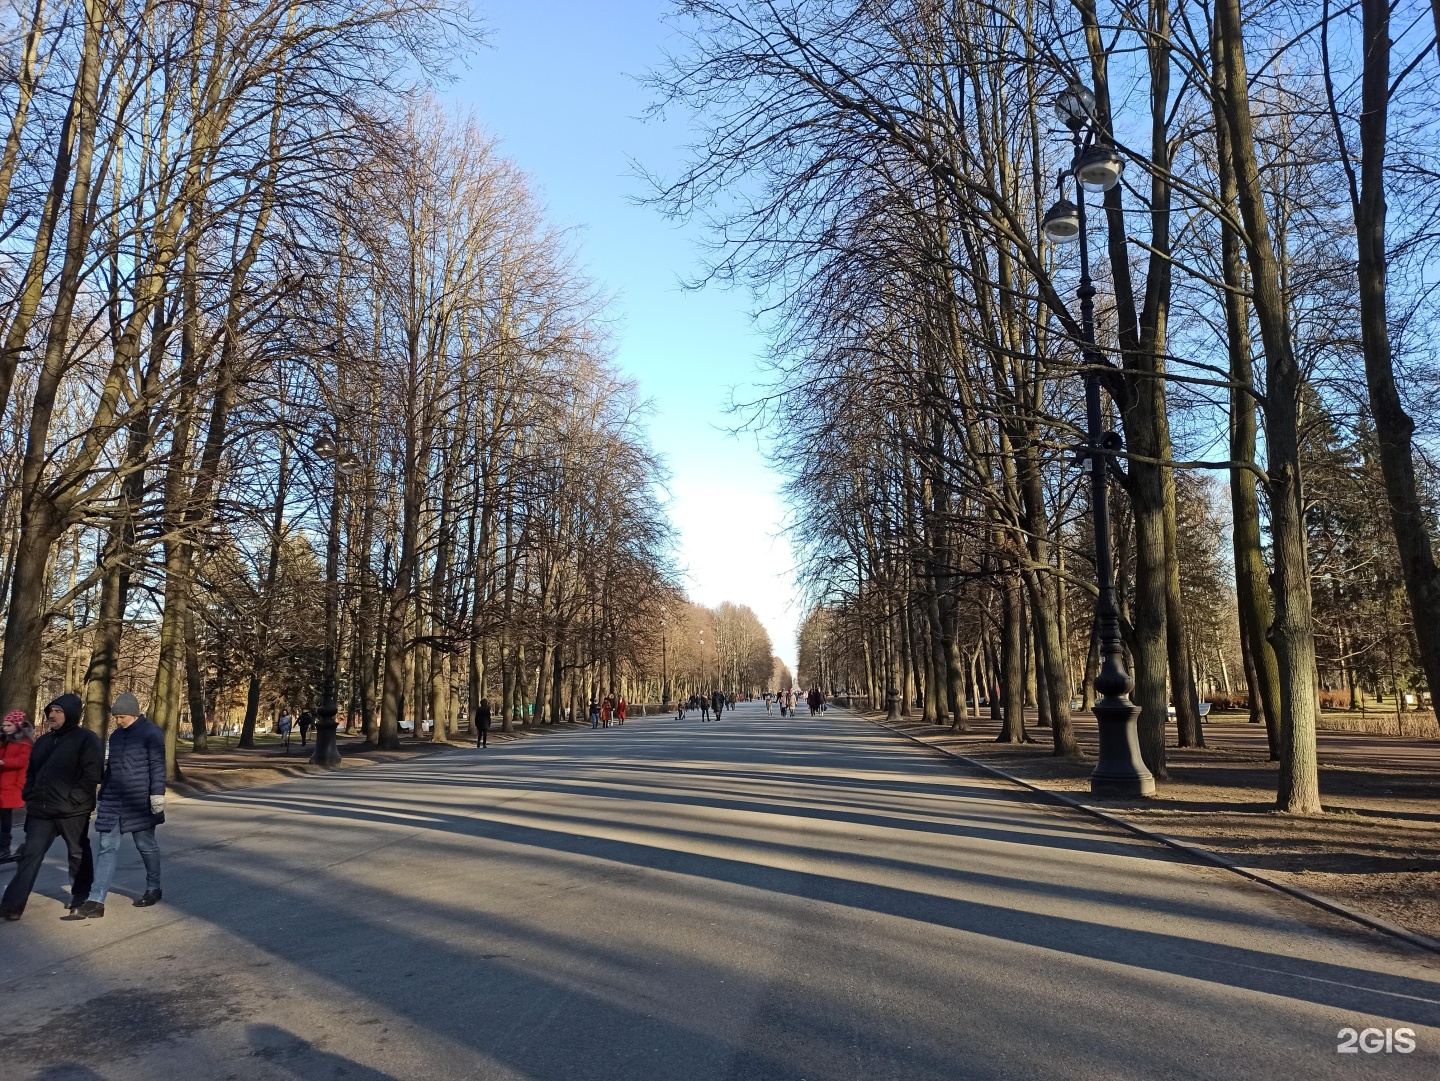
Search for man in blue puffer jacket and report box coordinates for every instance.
[76,692,165,918]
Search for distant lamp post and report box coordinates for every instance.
[1042,83,1154,798]
[310,433,362,767]
[660,617,671,707]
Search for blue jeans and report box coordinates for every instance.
[90,826,161,903]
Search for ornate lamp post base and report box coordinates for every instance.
[1086,598,1155,798]
[1091,707,1156,797]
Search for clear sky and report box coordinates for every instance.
[447,1,802,670]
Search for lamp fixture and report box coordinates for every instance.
[1054,84,1096,129]
[1041,199,1082,243]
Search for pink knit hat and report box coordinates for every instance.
[1,710,23,725]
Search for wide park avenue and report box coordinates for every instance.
[0,703,1435,1080]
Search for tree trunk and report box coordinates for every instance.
[996,575,1028,743]
[378,582,406,750]
[1214,68,1282,759]
[1345,0,1440,711]
[184,604,208,754]
[1166,497,1204,747]
[1130,471,1169,779]
[239,442,289,748]
[1216,0,1322,812]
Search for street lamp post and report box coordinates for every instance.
[660,617,671,707]
[310,434,361,768]
[1042,84,1155,798]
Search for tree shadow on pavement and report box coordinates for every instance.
[187,786,1440,1028]
[246,1024,402,1080]
[326,770,1160,856]
[199,748,1429,941]
[30,1067,109,1081]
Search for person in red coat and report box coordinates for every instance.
[0,710,34,863]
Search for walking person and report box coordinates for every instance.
[764,693,772,714]
[600,696,612,728]
[276,712,293,753]
[79,694,165,917]
[0,711,34,864]
[589,697,601,729]
[699,695,710,722]
[297,710,314,747]
[0,694,101,920]
[476,698,492,748]
[616,696,627,726]
[711,689,725,724]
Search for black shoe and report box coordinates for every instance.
[133,889,162,907]
[78,900,104,918]
[67,898,85,914]
[0,907,20,921]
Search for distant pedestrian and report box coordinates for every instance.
[589,698,601,728]
[0,694,101,920]
[764,694,772,714]
[81,693,165,917]
[711,689,725,722]
[699,696,710,722]
[476,698,492,748]
[0,710,34,864]
[616,697,627,726]
[297,710,314,747]
[276,712,293,753]
[600,697,612,728]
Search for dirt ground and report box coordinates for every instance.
[169,721,595,796]
[864,711,1440,944]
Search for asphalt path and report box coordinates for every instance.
[1,704,1437,1080]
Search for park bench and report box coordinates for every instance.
[1166,702,1212,719]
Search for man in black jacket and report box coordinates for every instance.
[0,694,102,920]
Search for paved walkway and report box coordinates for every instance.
[1,705,1437,1079]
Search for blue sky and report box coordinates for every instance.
[448,1,802,669]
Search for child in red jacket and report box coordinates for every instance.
[0,709,34,863]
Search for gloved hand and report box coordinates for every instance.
[150,794,165,814]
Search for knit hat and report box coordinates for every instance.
[1,709,31,743]
[111,691,141,717]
